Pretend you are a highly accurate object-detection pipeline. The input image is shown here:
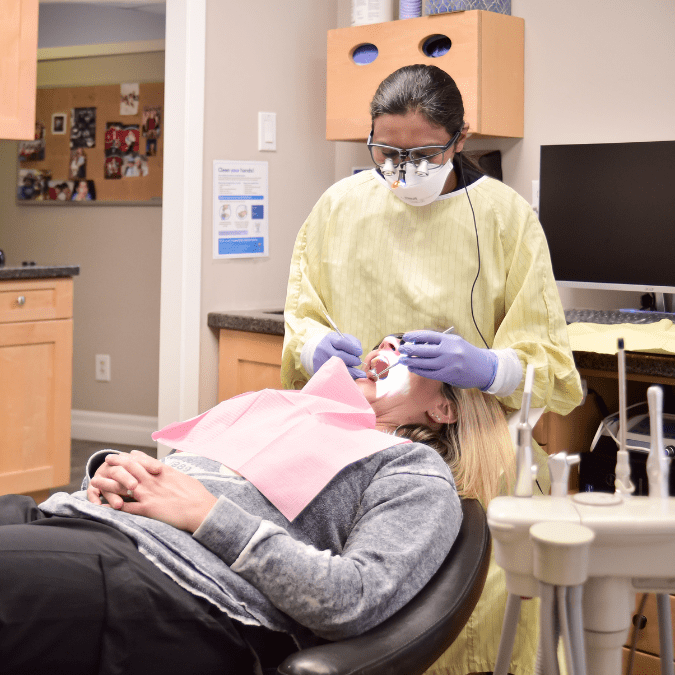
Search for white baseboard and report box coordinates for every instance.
[71,409,158,448]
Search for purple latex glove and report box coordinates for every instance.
[399,330,497,390]
[313,332,366,379]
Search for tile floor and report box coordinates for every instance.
[49,439,157,496]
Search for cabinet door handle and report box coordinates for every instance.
[16,295,26,306]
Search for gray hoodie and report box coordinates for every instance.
[39,442,461,647]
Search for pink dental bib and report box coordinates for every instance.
[152,357,410,520]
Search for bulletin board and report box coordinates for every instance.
[16,82,164,204]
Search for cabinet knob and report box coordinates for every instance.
[632,613,648,630]
[16,295,26,306]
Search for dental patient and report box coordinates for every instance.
[0,335,513,675]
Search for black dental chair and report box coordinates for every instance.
[277,498,491,675]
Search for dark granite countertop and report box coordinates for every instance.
[0,265,80,280]
[208,309,284,337]
[573,350,675,380]
[207,310,675,379]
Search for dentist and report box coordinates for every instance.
[281,63,583,675]
[282,64,580,414]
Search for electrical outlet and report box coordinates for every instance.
[95,354,111,381]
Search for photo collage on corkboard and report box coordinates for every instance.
[17,82,164,204]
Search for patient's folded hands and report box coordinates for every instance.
[88,451,217,533]
[87,449,161,508]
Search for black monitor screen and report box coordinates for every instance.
[538,141,675,292]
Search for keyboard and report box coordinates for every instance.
[565,308,675,325]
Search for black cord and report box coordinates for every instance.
[587,388,611,419]
[458,152,489,349]
[626,593,649,675]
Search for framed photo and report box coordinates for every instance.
[51,113,67,135]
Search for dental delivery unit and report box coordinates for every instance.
[488,340,675,675]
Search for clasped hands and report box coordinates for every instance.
[87,450,217,533]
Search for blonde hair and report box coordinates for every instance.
[395,385,514,508]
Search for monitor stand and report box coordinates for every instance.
[654,292,674,312]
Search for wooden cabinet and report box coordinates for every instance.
[622,647,663,675]
[0,0,39,140]
[326,10,524,141]
[0,277,73,499]
[622,593,675,674]
[217,329,283,402]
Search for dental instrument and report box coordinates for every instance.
[647,385,669,499]
[322,309,364,367]
[322,309,345,339]
[615,337,635,495]
[369,327,455,381]
[648,385,675,675]
[369,359,401,381]
[514,364,536,497]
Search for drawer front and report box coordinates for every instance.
[623,646,663,675]
[0,278,73,323]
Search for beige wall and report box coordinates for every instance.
[197,1,339,409]
[333,0,675,312]
[0,51,164,417]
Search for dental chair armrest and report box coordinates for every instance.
[277,499,491,675]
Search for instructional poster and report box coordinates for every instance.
[213,160,269,259]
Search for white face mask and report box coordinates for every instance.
[381,159,455,206]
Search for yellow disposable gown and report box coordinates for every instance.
[282,169,582,674]
[282,169,582,414]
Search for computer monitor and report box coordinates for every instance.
[538,140,675,296]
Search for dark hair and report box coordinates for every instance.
[370,64,465,137]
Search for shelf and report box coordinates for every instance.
[326,11,524,141]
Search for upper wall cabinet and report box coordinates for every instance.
[0,0,39,140]
[327,10,524,141]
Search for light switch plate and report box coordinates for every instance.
[258,112,276,151]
